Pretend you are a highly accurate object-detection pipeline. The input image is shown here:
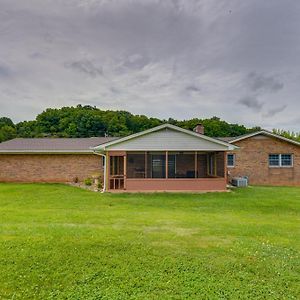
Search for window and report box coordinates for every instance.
[269,154,280,166]
[281,154,292,166]
[269,154,293,167]
[227,154,235,167]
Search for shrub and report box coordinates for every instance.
[84,178,92,186]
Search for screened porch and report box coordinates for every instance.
[126,151,225,179]
[108,151,226,191]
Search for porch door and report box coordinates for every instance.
[151,154,166,178]
[109,156,125,190]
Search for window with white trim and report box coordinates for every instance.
[269,154,293,167]
[227,154,235,167]
[281,154,292,166]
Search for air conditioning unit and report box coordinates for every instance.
[231,177,248,187]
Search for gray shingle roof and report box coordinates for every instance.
[0,137,119,153]
[214,137,236,142]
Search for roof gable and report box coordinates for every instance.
[94,124,237,151]
[229,130,300,146]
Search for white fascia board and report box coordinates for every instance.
[94,148,236,152]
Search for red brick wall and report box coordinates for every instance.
[228,135,300,186]
[125,178,227,191]
[0,154,103,183]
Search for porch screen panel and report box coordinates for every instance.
[168,154,176,178]
[110,156,124,176]
[127,152,146,178]
[168,152,195,178]
[216,152,225,177]
[197,154,208,178]
[207,153,218,176]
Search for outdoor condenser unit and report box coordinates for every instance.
[231,177,248,187]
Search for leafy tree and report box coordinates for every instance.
[16,121,39,137]
[0,125,16,142]
[0,117,16,142]
[0,117,14,128]
[273,129,300,142]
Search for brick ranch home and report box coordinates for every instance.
[0,124,299,191]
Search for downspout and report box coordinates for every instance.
[93,151,107,193]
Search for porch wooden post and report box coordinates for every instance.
[224,151,227,180]
[206,153,209,176]
[214,153,217,176]
[145,151,147,178]
[106,153,110,190]
[194,151,197,178]
[123,154,127,190]
[166,151,168,179]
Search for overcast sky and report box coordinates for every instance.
[0,0,299,131]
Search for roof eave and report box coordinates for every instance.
[0,150,94,154]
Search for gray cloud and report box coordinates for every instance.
[64,60,103,78]
[0,65,12,78]
[238,96,264,112]
[263,104,287,118]
[121,54,150,71]
[185,85,201,93]
[247,72,284,93]
[0,0,299,131]
[237,71,285,114]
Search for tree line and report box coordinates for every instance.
[0,104,299,142]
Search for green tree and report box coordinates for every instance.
[0,125,16,142]
[0,117,14,128]
[273,129,300,142]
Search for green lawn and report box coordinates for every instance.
[0,184,299,299]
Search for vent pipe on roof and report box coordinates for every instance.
[193,124,204,135]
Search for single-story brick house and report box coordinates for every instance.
[0,124,237,192]
[0,124,299,190]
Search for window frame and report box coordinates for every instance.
[268,153,293,168]
[227,153,235,168]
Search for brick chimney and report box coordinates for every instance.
[193,124,204,135]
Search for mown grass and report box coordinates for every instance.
[0,184,299,299]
